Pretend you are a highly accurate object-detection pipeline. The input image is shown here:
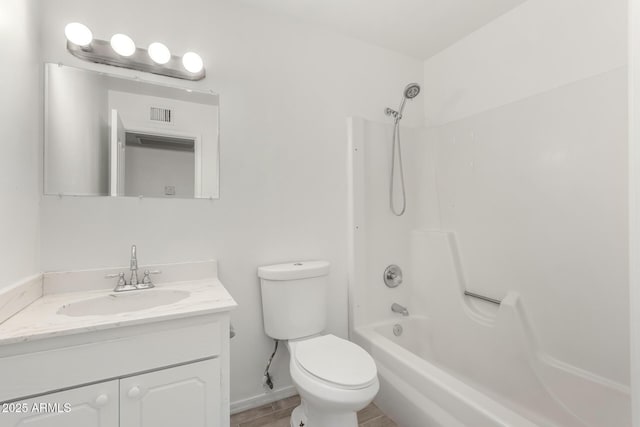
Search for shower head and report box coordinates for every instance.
[404,83,421,99]
[396,83,421,117]
[385,82,422,121]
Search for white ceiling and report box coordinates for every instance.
[236,0,527,59]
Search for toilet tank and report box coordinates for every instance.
[258,261,330,340]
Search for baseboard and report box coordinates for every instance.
[231,385,298,414]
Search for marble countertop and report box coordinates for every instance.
[0,278,237,346]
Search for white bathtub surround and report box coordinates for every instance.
[348,76,629,424]
[430,68,628,385]
[346,117,426,327]
[420,0,628,386]
[0,275,43,325]
[356,323,536,427]
[352,231,630,427]
[0,260,236,427]
[358,313,630,427]
[348,0,629,424]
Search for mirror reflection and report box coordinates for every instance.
[44,63,219,199]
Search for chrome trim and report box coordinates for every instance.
[66,39,206,81]
[391,302,409,316]
[464,290,502,305]
[383,265,403,288]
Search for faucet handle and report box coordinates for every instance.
[105,272,126,285]
[139,270,161,288]
[105,272,132,292]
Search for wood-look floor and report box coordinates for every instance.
[231,395,398,427]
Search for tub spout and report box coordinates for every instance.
[391,303,409,316]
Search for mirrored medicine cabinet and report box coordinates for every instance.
[44,63,219,199]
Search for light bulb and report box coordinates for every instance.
[148,42,171,64]
[64,23,93,47]
[182,52,203,73]
[110,33,136,57]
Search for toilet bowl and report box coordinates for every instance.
[257,261,379,427]
[286,335,379,427]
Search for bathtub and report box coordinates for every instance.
[353,314,630,427]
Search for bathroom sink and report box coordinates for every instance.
[57,289,190,317]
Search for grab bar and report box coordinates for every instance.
[464,290,501,305]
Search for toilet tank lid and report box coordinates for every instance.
[258,261,330,280]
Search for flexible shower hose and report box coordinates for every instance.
[390,119,406,216]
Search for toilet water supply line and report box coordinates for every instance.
[263,339,279,390]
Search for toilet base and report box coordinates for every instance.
[289,400,359,427]
[290,405,307,427]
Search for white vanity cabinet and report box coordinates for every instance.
[2,359,221,427]
[1,381,119,427]
[1,359,221,427]
[120,358,220,427]
[0,312,232,427]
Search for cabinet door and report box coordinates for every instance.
[120,358,220,427]
[0,380,118,427]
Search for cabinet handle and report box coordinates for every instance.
[128,386,141,399]
[95,394,109,407]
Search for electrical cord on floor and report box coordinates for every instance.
[263,339,279,390]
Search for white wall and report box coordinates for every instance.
[423,0,627,126]
[630,0,640,423]
[422,0,628,386]
[125,146,195,198]
[37,0,423,405]
[0,0,40,289]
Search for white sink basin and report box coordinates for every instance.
[57,289,190,317]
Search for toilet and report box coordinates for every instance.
[258,261,379,427]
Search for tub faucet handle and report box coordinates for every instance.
[384,265,403,288]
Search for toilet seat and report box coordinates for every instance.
[292,334,377,390]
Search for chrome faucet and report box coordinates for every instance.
[104,245,160,292]
[105,271,137,292]
[391,303,409,316]
[130,244,139,286]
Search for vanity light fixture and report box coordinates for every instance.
[64,22,206,81]
[148,42,171,65]
[110,33,136,57]
[64,23,93,47]
[182,52,204,73]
